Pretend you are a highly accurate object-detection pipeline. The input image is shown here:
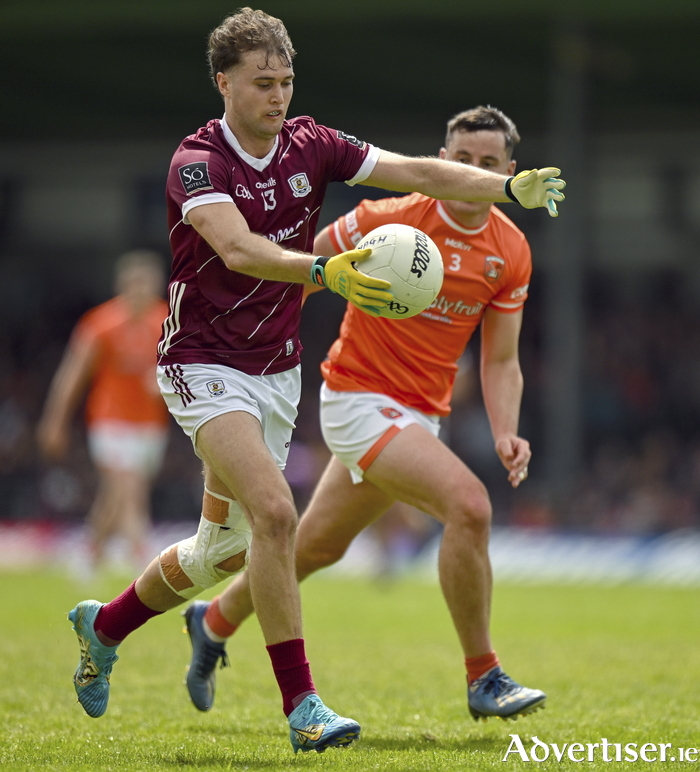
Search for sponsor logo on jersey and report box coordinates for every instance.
[379,406,403,419]
[429,295,484,316]
[178,162,213,195]
[445,237,472,251]
[285,339,294,356]
[206,380,226,397]
[484,255,505,283]
[511,284,529,300]
[337,130,366,150]
[235,184,254,200]
[267,206,313,243]
[255,178,276,189]
[410,229,433,278]
[288,172,312,198]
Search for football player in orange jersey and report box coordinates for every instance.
[37,250,169,574]
[183,106,547,723]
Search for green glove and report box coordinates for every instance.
[505,167,566,217]
[310,248,392,317]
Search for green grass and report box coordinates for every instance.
[1,570,699,771]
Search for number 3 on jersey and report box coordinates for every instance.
[262,189,277,211]
[449,253,461,272]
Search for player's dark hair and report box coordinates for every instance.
[207,7,296,87]
[446,106,520,157]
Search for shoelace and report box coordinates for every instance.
[193,641,229,678]
[294,697,337,726]
[476,670,517,698]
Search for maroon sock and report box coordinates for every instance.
[94,581,162,643]
[266,638,316,716]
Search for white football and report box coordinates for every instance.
[355,223,444,319]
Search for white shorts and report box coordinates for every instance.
[320,383,440,484]
[157,363,300,469]
[87,420,168,475]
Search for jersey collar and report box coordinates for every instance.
[436,201,490,235]
[220,115,279,172]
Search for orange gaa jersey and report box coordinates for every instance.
[321,192,532,416]
[73,296,170,426]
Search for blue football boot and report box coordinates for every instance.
[468,666,546,722]
[68,600,119,718]
[288,694,361,753]
[182,601,229,711]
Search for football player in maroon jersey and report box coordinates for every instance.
[67,7,564,753]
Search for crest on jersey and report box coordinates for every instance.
[206,380,226,397]
[288,172,312,198]
[379,406,403,420]
[484,255,505,283]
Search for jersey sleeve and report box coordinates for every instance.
[166,136,235,224]
[328,196,410,252]
[490,236,532,313]
[310,121,380,186]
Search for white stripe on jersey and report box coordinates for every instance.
[169,219,184,241]
[159,282,186,356]
[491,300,525,310]
[261,347,284,376]
[197,255,219,273]
[209,278,265,325]
[247,283,295,340]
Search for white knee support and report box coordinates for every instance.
[159,488,252,599]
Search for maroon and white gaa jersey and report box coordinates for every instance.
[158,115,379,375]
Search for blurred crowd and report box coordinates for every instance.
[1,265,699,542]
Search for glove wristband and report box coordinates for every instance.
[504,176,519,203]
[310,256,330,286]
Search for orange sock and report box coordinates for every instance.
[466,651,500,684]
[204,597,238,639]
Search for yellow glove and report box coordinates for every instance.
[310,248,392,317]
[505,167,566,217]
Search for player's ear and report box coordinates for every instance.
[439,147,447,160]
[507,159,517,176]
[216,71,230,99]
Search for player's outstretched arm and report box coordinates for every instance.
[362,150,566,217]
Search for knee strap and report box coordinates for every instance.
[159,488,252,599]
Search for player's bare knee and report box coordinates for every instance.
[302,539,346,572]
[449,486,492,534]
[251,497,298,542]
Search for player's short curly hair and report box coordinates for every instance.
[207,7,296,87]
[446,106,520,157]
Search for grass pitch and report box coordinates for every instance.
[0,569,698,771]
